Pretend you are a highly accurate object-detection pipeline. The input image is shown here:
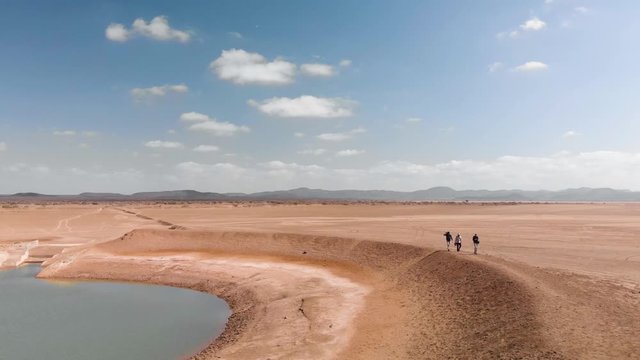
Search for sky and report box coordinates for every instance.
[1,0,640,194]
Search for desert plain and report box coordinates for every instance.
[1,201,639,359]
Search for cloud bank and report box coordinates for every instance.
[163,151,640,192]
[5,151,640,193]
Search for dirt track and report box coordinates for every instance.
[2,203,640,359]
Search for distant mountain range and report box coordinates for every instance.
[2,187,640,202]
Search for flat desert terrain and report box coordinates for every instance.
[1,202,639,359]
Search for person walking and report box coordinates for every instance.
[443,231,453,251]
[454,233,462,252]
[472,233,479,255]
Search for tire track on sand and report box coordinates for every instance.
[112,207,188,230]
[53,207,104,233]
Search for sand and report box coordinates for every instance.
[1,202,639,359]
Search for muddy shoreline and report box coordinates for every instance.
[38,231,376,359]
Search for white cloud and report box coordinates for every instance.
[130,16,191,42]
[105,23,130,42]
[262,161,323,171]
[249,96,356,118]
[193,145,220,152]
[497,17,545,41]
[0,142,6,151]
[130,84,188,100]
[179,112,250,137]
[316,127,364,142]
[339,59,352,67]
[336,149,365,157]
[260,161,325,179]
[317,132,352,142]
[145,140,184,149]
[298,148,327,155]
[294,132,305,138]
[406,117,422,124]
[177,161,242,174]
[488,62,504,73]
[106,16,191,43]
[513,61,548,72]
[189,121,250,137]
[300,63,336,77]
[210,49,296,85]
[562,130,578,138]
[53,130,77,136]
[180,112,210,123]
[263,160,292,170]
[228,31,244,39]
[520,17,547,31]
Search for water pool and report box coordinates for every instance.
[0,265,229,360]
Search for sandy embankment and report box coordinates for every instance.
[40,229,568,360]
[5,203,640,359]
[0,240,39,269]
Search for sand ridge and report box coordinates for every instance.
[37,228,599,359]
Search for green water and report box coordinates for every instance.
[0,265,229,360]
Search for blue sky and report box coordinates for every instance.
[1,0,640,194]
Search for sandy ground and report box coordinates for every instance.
[2,202,640,359]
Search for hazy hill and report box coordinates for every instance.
[2,187,640,202]
[129,190,228,200]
